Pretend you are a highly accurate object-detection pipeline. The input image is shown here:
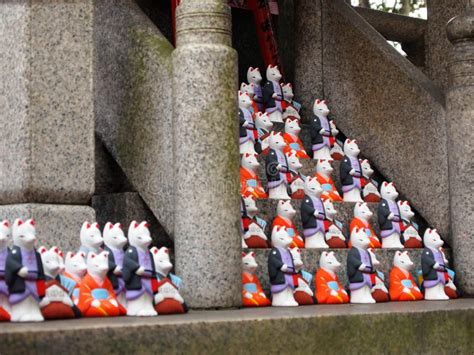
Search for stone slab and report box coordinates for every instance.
[0,204,95,252]
[0,1,95,204]
[246,247,453,295]
[92,192,172,248]
[94,0,175,236]
[320,0,451,241]
[1,299,473,354]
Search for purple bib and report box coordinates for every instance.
[349,249,374,291]
[342,156,363,193]
[380,200,402,238]
[9,248,41,305]
[424,249,447,288]
[126,248,154,301]
[303,195,326,237]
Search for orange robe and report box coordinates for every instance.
[316,174,342,202]
[242,272,271,307]
[389,266,423,301]
[240,167,267,199]
[283,133,310,159]
[272,216,304,248]
[349,217,382,249]
[77,273,126,317]
[315,268,349,304]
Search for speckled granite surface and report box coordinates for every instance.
[94,0,175,236]
[0,203,95,251]
[172,0,241,309]
[0,1,95,204]
[320,0,450,242]
[1,299,473,354]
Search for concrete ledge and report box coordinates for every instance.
[1,300,473,354]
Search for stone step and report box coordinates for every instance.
[1,299,473,354]
[245,247,453,295]
[249,199,428,243]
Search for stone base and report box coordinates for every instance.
[1,300,473,354]
[0,204,95,251]
[92,192,172,247]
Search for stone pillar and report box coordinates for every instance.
[446,1,474,295]
[172,0,241,308]
[0,1,95,250]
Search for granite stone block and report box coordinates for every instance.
[0,204,95,252]
[320,0,450,241]
[94,0,175,235]
[92,192,172,248]
[0,1,95,204]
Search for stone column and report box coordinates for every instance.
[0,1,95,250]
[446,1,474,295]
[172,0,241,308]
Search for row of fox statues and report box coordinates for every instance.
[0,219,186,322]
[242,226,458,308]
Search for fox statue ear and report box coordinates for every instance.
[242,252,246,257]
[38,246,47,254]
[315,99,321,105]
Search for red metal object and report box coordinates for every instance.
[171,0,282,74]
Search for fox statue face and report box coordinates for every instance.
[423,228,443,249]
[320,251,341,273]
[394,251,414,271]
[304,176,323,197]
[242,252,258,274]
[87,251,109,281]
[80,222,103,251]
[271,226,292,249]
[354,202,373,221]
[104,222,128,250]
[0,220,10,249]
[266,65,282,82]
[128,221,152,250]
[65,251,87,279]
[151,247,173,277]
[238,90,252,109]
[350,227,370,250]
[247,67,262,85]
[313,99,330,117]
[380,182,398,201]
[12,219,37,251]
[343,139,360,157]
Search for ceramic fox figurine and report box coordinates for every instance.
[367,249,390,302]
[271,200,304,249]
[397,201,423,248]
[310,99,333,160]
[247,67,264,111]
[349,202,382,249]
[360,159,381,203]
[240,82,259,114]
[301,176,328,248]
[283,117,309,159]
[315,159,342,202]
[266,131,291,200]
[268,226,298,306]
[254,112,273,155]
[340,139,364,202]
[103,222,128,305]
[286,150,305,199]
[77,251,126,317]
[6,219,45,322]
[38,246,78,319]
[242,252,271,307]
[389,251,423,301]
[0,220,11,321]
[63,251,87,304]
[422,229,449,300]
[151,247,187,314]
[315,251,349,304]
[289,247,316,305]
[123,221,159,316]
[263,65,284,123]
[240,152,267,199]
[378,182,404,248]
[347,227,376,304]
[241,196,269,248]
[239,90,258,155]
[79,222,103,256]
[323,200,347,248]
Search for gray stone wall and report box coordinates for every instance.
[94,0,175,236]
